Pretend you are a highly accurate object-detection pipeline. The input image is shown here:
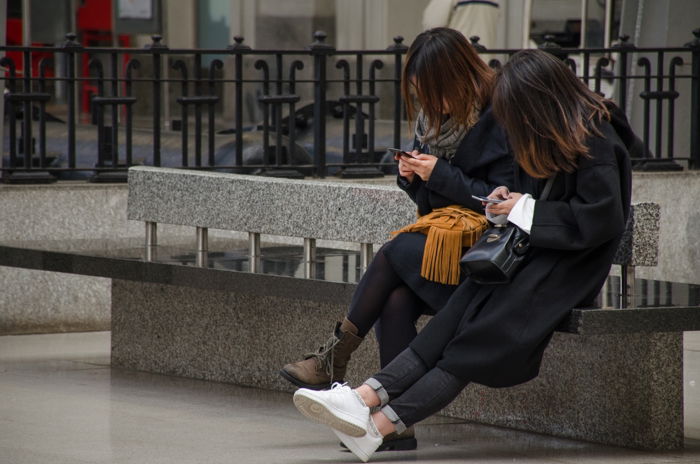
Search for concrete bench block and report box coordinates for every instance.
[444,331,682,450]
[111,278,381,392]
[614,202,660,267]
[111,278,683,450]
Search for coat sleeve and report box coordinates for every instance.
[529,158,626,251]
[397,175,434,216]
[396,134,433,214]
[423,129,514,213]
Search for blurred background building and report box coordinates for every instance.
[6,0,697,51]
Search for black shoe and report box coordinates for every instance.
[340,426,417,452]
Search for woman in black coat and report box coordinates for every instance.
[292,49,633,463]
[280,28,514,450]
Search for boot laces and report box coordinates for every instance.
[304,333,341,380]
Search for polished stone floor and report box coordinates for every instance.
[2,331,700,464]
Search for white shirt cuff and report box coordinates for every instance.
[507,194,535,234]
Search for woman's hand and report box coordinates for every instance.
[488,186,510,201]
[399,150,438,181]
[395,153,416,182]
[486,192,523,216]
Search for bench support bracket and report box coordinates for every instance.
[249,232,261,273]
[360,243,373,275]
[621,264,636,308]
[145,221,157,248]
[304,238,316,279]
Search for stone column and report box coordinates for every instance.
[335,0,428,50]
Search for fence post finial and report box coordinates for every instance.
[612,34,635,49]
[470,35,487,53]
[308,30,334,51]
[228,35,251,50]
[686,28,700,49]
[62,32,81,49]
[538,34,567,60]
[146,35,168,50]
[388,36,408,52]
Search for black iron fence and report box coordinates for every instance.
[1,29,699,183]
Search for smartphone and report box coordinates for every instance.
[471,194,504,204]
[388,148,418,159]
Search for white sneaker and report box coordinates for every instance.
[333,417,383,462]
[293,383,369,437]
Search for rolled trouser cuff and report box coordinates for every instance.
[364,377,389,407]
[379,404,407,434]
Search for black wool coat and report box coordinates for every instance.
[382,106,514,312]
[409,120,633,387]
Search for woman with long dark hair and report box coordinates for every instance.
[279,28,513,451]
[292,48,633,462]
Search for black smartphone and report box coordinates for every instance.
[471,194,504,204]
[388,148,418,159]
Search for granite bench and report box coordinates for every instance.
[116,166,698,451]
[0,165,696,451]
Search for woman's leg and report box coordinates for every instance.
[346,246,407,337]
[280,245,409,389]
[293,349,431,443]
[373,286,426,368]
[375,366,468,434]
[356,348,468,434]
[293,348,468,460]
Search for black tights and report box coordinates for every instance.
[346,247,427,368]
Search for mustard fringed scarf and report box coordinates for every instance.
[392,205,488,285]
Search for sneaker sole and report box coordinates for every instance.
[279,369,331,391]
[293,392,366,437]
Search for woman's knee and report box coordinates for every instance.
[379,286,424,324]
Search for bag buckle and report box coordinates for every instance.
[486,233,500,243]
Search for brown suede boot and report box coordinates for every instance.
[280,318,363,390]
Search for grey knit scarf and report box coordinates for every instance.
[414,109,478,161]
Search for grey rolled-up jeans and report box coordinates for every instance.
[364,348,469,433]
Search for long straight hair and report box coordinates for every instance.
[492,49,610,179]
[401,28,495,136]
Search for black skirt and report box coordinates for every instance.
[381,231,463,314]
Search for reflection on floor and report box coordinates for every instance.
[1,331,700,464]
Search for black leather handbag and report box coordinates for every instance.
[459,177,555,284]
[459,224,530,284]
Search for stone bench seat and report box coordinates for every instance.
[0,238,697,336]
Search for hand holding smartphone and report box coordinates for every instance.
[471,194,504,204]
[388,148,419,159]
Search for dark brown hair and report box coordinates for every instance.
[401,28,495,136]
[492,49,610,179]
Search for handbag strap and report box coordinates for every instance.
[539,175,556,201]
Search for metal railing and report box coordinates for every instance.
[1,29,699,183]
